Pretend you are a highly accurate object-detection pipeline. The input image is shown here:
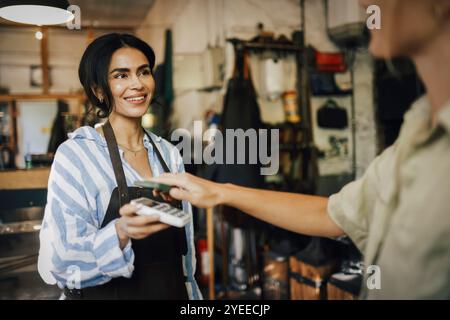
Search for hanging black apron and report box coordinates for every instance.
[64,121,189,300]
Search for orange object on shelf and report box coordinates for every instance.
[282,91,301,123]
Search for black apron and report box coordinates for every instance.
[64,122,189,300]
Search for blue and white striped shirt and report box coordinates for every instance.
[38,125,202,300]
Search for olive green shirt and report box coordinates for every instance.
[328,96,450,299]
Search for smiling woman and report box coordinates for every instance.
[78,33,156,119]
[37,33,202,300]
[107,48,155,118]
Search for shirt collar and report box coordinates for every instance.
[143,129,162,143]
[407,95,450,132]
[401,95,450,146]
[68,126,107,146]
[437,99,450,134]
[68,125,163,149]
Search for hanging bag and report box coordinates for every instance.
[317,99,348,129]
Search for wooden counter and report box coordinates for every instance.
[0,168,50,190]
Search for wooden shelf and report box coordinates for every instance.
[0,168,50,190]
[0,93,85,102]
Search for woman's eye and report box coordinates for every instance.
[140,69,151,76]
[114,73,127,79]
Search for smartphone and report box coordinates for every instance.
[134,180,172,192]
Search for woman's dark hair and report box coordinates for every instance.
[78,33,155,118]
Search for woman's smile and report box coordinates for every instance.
[123,93,150,105]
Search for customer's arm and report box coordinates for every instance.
[153,145,397,249]
[222,183,344,237]
[152,173,345,238]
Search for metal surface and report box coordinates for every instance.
[0,229,41,258]
[0,188,59,299]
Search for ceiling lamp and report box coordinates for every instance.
[0,0,74,25]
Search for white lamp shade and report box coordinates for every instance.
[0,2,74,25]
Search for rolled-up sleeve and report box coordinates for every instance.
[327,145,397,253]
[38,143,135,289]
[92,219,134,278]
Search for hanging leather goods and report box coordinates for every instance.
[317,99,349,130]
[232,47,251,80]
[314,49,347,73]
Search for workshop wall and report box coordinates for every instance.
[0,0,378,178]
[137,0,377,178]
[0,28,130,94]
[136,0,302,143]
[305,0,377,178]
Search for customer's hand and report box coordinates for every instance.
[115,204,170,249]
[150,173,223,209]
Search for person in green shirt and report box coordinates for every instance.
[144,0,450,299]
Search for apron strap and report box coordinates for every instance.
[103,122,175,207]
[103,121,129,207]
[143,129,172,174]
[143,129,183,209]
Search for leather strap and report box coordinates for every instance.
[103,121,130,207]
[103,122,174,207]
[143,128,183,209]
[143,128,172,174]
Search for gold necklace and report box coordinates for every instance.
[118,143,146,157]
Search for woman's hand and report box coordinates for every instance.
[115,203,170,249]
[150,173,224,209]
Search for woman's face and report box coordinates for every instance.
[360,0,446,59]
[107,47,155,118]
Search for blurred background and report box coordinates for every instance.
[0,0,424,300]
